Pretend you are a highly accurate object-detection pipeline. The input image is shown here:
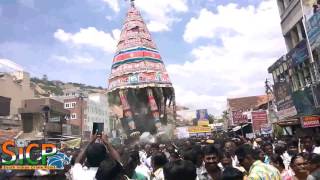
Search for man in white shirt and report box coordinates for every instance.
[302,136,320,154]
[70,133,121,180]
[282,139,299,170]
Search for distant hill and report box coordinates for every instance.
[30,77,106,97]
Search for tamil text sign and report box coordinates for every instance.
[232,111,248,125]
[301,116,320,128]
[252,111,268,132]
[277,107,298,120]
[188,126,211,134]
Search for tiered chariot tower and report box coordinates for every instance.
[107,0,176,136]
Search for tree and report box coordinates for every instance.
[208,114,215,124]
[222,110,229,121]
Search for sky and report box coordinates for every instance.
[0,0,286,115]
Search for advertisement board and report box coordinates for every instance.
[196,109,209,126]
[252,111,268,132]
[261,124,273,135]
[301,116,320,128]
[286,39,309,67]
[175,127,190,139]
[302,0,320,50]
[292,87,317,115]
[232,111,248,125]
[188,126,211,133]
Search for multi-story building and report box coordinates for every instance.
[268,0,320,136]
[0,71,35,129]
[58,88,110,139]
[64,97,87,136]
[83,93,110,139]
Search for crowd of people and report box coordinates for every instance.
[2,133,320,180]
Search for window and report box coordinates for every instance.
[72,92,76,96]
[71,113,77,119]
[65,103,70,108]
[71,102,76,108]
[66,93,69,96]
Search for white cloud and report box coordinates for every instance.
[135,0,188,32]
[184,1,282,43]
[169,0,286,114]
[52,55,94,64]
[54,27,120,53]
[0,59,24,72]
[102,0,120,12]
[105,15,113,21]
[102,0,188,32]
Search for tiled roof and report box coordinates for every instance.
[227,95,273,111]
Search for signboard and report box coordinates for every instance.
[198,120,209,126]
[49,117,61,122]
[273,81,298,120]
[302,1,320,50]
[246,133,255,139]
[274,82,294,110]
[176,127,190,139]
[252,111,268,132]
[292,87,317,115]
[277,107,298,120]
[188,126,211,133]
[301,116,320,128]
[286,39,309,67]
[196,109,209,126]
[306,11,320,49]
[61,138,81,149]
[261,124,273,135]
[232,111,248,125]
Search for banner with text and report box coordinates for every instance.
[232,111,248,125]
[301,116,320,128]
[302,0,320,50]
[196,109,209,126]
[252,111,268,133]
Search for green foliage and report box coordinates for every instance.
[31,76,105,96]
[273,124,283,138]
[208,114,215,124]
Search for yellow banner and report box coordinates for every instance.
[198,120,209,126]
[61,138,81,149]
[188,126,211,133]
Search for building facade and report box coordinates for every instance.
[227,95,273,136]
[18,98,69,143]
[64,97,87,136]
[83,93,110,139]
[0,71,35,129]
[268,0,320,136]
[58,88,110,139]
